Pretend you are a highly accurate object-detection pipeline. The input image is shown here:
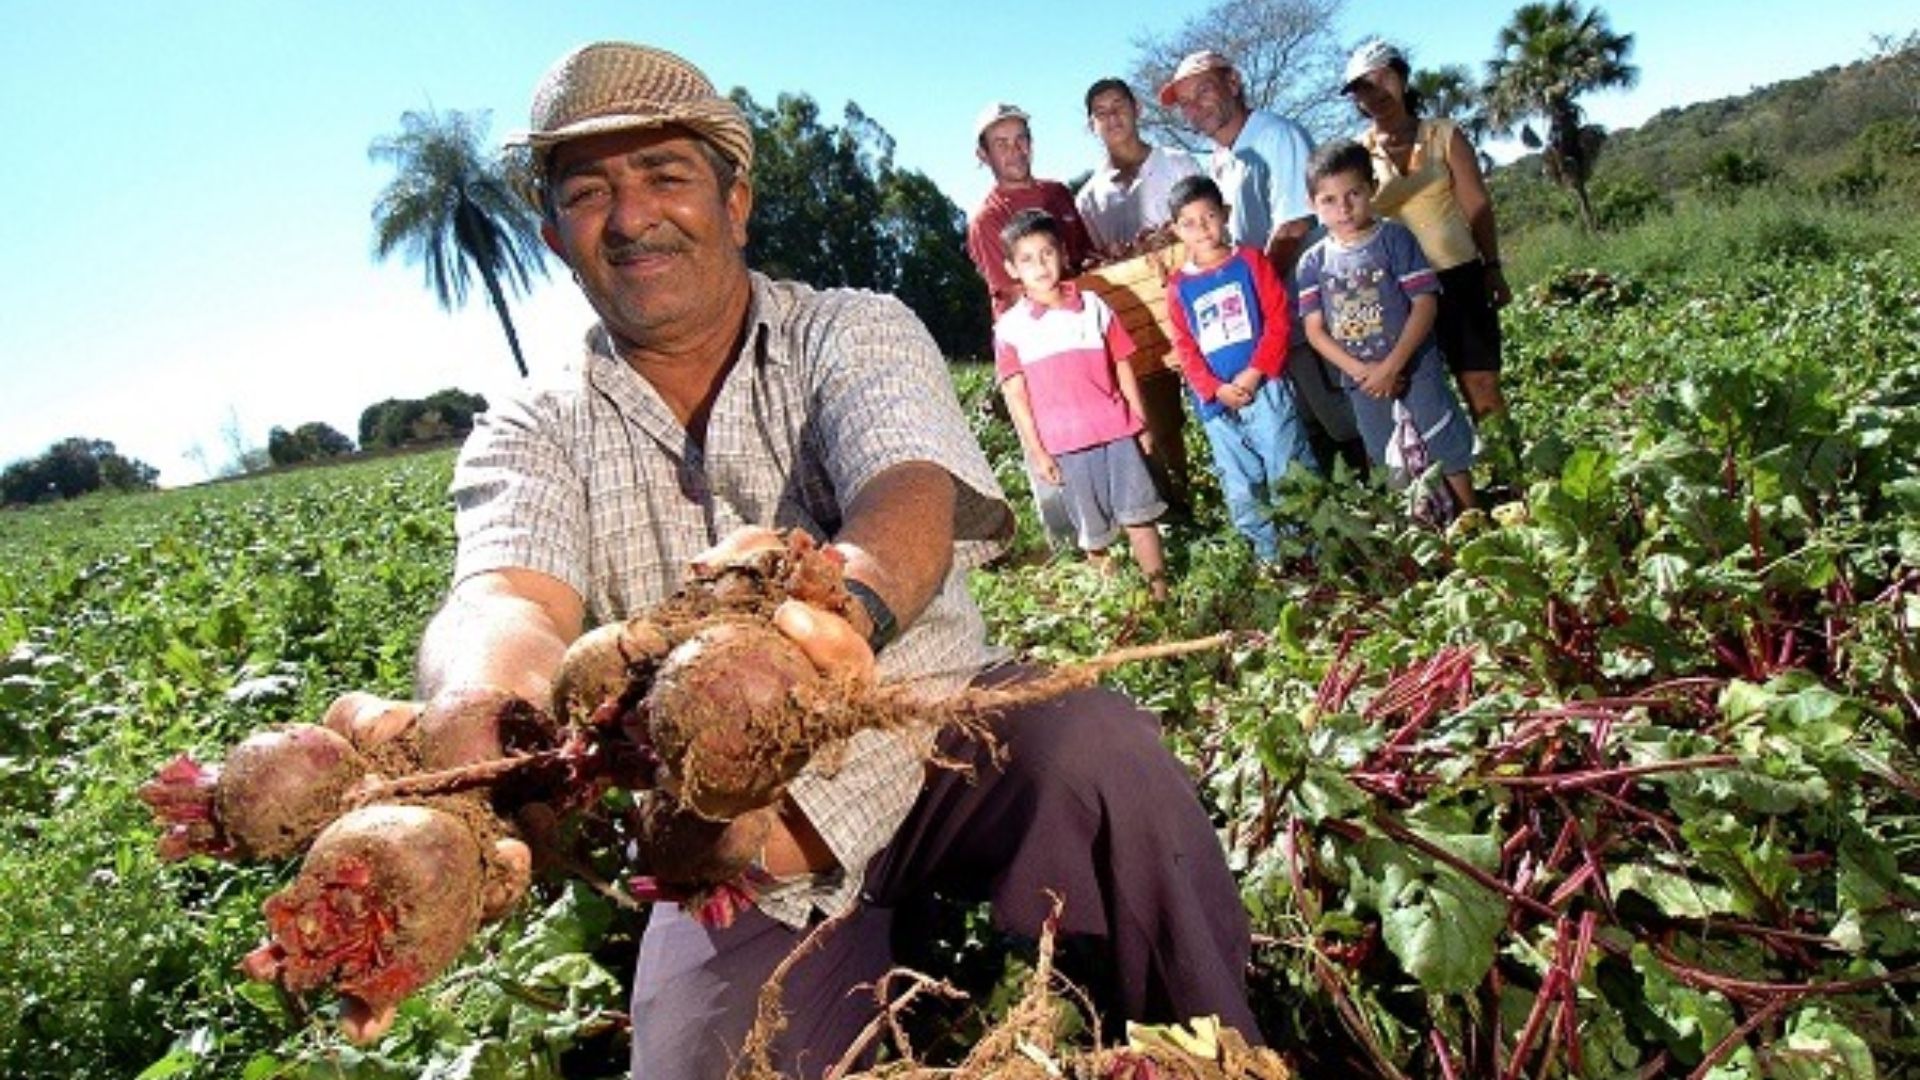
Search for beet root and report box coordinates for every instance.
[641,619,823,821]
[417,685,559,772]
[140,723,369,862]
[138,753,227,861]
[218,724,370,860]
[629,794,775,928]
[551,617,671,729]
[242,803,486,1019]
[635,793,773,890]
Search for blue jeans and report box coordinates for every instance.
[1199,378,1317,560]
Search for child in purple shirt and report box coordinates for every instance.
[1297,141,1477,514]
[994,209,1169,599]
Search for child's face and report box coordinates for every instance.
[1312,168,1377,241]
[1172,197,1230,259]
[1005,232,1065,300]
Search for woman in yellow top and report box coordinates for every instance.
[1342,40,1511,424]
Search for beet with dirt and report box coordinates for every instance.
[141,528,1225,1041]
[240,803,488,1015]
[138,723,370,862]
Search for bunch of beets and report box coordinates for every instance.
[137,532,935,1036]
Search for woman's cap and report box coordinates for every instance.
[1343,40,1406,91]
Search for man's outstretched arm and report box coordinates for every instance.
[414,567,586,706]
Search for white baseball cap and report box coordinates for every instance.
[1343,40,1407,90]
[973,102,1030,143]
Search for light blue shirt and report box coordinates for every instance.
[1209,109,1316,251]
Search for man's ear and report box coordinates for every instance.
[726,178,753,250]
[540,221,567,262]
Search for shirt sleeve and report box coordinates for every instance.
[1295,245,1325,322]
[1166,272,1225,401]
[1388,225,1439,296]
[1245,248,1292,378]
[448,388,591,598]
[993,328,1024,384]
[804,291,1007,530]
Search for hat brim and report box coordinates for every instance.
[1156,64,1228,107]
[508,106,753,173]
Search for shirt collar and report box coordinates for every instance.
[1020,279,1085,318]
[582,270,784,371]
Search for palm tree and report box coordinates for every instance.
[1480,1,1638,230]
[1411,65,1484,134]
[1413,65,1497,173]
[370,110,549,377]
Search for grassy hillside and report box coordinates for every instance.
[1490,41,1920,239]
[1601,44,1919,189]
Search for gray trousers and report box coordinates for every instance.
[628,667,1259,1078]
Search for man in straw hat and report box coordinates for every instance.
[405,41,1260,1077]
[1160,50,1367,473]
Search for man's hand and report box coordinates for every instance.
[690,526,877,685]
[677,528,875,881]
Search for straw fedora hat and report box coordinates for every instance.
[510,42,754,175]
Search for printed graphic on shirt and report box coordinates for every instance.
[1193,279,1256,355]
[1323,264,1397,357]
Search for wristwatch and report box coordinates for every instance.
[842,577,898,653]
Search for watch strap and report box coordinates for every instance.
[842,577,898,653]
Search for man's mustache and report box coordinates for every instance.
[606,239,691,262]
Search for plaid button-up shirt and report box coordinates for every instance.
[449,273,1013,925]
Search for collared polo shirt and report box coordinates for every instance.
[991,283,1140,455]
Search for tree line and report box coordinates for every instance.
[1,390,491,505]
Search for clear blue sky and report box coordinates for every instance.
[2,1,1911,486]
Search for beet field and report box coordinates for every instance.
[2,247,1918,1079]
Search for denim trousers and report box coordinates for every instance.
[1198,378,1318,560]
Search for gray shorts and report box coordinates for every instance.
[1055,436,1166,551]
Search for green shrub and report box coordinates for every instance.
[1590,173,1669,230]
[1693,147,1780,199]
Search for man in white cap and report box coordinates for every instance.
[965,101,1089,546]
[408,41,1262,1079]
[1160,50,1366,472]
[964,102,1095,318]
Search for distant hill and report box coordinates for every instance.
[1593,43,1918,189]
[1489,41,1919,232]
